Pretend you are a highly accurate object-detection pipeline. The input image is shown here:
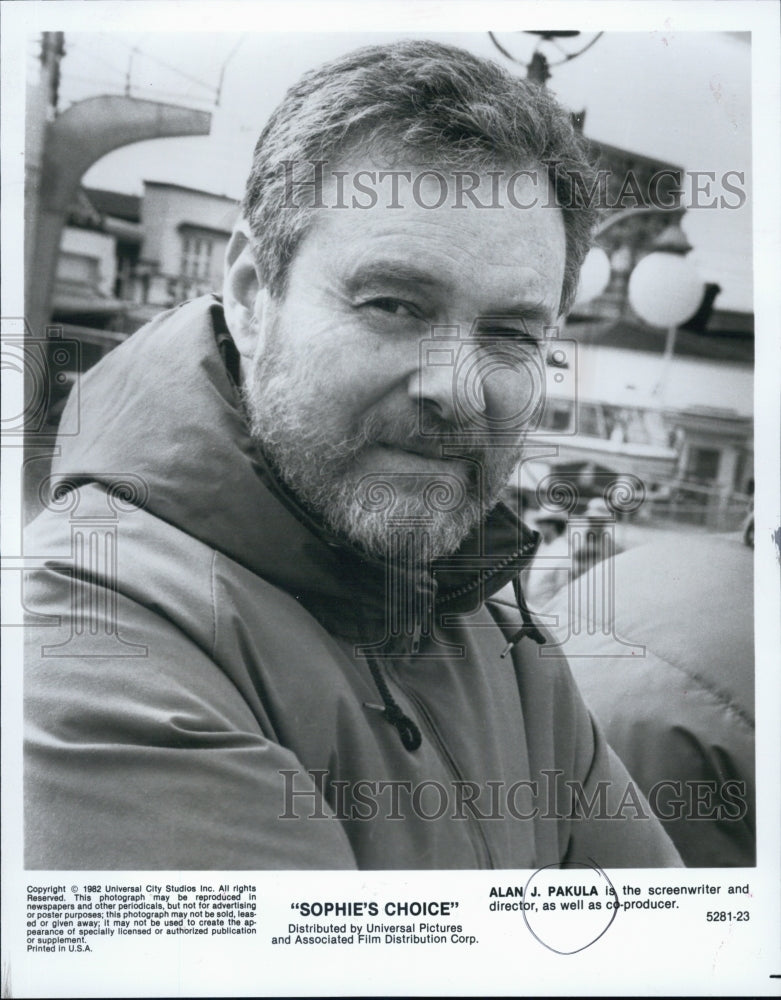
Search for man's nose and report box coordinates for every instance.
[409,340,543,432]
[408,353,477,426]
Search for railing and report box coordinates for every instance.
[642,480,751,532]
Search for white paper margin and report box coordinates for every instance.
[2,2,779,996]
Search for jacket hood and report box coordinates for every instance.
[52,296,539,641]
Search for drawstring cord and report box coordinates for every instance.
[362,569,543,748]
[364,655,422,752]
[500,574,548,658]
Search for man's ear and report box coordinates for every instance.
[222,220,267,361]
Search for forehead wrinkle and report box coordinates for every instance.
[294,167,566,315]
[335,246,562,321]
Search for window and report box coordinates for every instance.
[577,402,605,438]
[685,447,721,485]
[57,252,100,288]
[541,398,574,432]
[181,233,214,281]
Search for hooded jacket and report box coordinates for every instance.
[24,296,681,870]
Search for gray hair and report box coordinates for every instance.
[242,39,598,314]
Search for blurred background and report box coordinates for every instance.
[24,29,753,549]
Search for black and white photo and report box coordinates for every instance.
[2,3,779,996]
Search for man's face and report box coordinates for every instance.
[243,162,566,560]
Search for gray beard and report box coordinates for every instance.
[242,345,522,562]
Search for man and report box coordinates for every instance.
[24,40,681,869]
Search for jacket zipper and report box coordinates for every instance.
[384,665,496,870]
[435,537,540,609]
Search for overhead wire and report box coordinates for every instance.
[59,33,246,111]
[107,33,235,97]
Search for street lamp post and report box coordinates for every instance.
[575,213,706,401]
[625,224,704,403]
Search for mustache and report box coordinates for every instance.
[353,409,491,462]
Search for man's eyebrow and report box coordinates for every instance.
[343,260,444,293]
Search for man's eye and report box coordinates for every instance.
[473,316,543,344]
[363,297,420,319]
